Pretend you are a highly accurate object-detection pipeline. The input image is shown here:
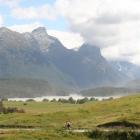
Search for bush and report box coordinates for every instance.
[58,98,68,103]
[23,103,27,106]
[77,97,89,104]
[68,97,76,104]
[26,99,35,102]
[1,98,8,101]
[42,99,49,102]
[3,107,25,114]
[88,130,140,140]
[3,107,17,114]
[51,99,57,102]
[90,97,98,101]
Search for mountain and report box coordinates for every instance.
[125,79,140,89]
[80,86,140,97]
[80,61,140,97]
[0,27,132,97]
[0,78,52,98]
[110,61,140,80]
[0,27,77,97]
[41,38,126,88]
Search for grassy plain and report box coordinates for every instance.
[0,94,139,139]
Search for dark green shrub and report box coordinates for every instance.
[68,97,76,104]
[90,97,98,101]
[77,97,89,104]
[23,102,27,105]
[3,107,25,114]
[88,130,140,140]
[1,98,8,101]
[26,99,35,102]
[42,98,49,102]
[51,99,57,102]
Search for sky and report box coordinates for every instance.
[0,0,140,65]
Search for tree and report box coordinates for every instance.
[77,97,89,104]
[0,98,3,113]
[68,97,75,104]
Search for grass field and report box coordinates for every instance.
[0,94,140,139]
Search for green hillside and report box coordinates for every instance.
[81,86,140,97]
[0,78,75,98]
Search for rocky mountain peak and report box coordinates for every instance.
[79,43,102,59]
[32,27,48,36]
[79,43,100,52]
[0,27,14,37]
[0,27,10,32]
[31,27,52,52]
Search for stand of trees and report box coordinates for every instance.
[43,97,99,104]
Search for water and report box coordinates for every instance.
[8,94,121,102]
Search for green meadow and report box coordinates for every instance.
[0,94,140,140]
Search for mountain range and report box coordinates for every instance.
[0,27,140,97]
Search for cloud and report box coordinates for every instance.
[0,0,20,7]
[12,4,57,20]
[7,0,140,64]
[101,20,140,63]
[8,22,83,49]
[48,30,84,49]
[9,22,43,33]
[54,0,140,46]
[53,0,140,64]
